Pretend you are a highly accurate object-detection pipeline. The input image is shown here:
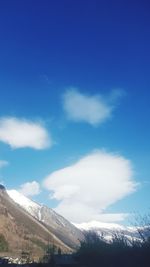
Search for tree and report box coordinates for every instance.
[76,231,110,266]
[58,247,62,256]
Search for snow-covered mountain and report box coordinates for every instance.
[8,190,41,219]
[0,185,74,259]
[7,189,144,244]
[7,189,83,249]
[74,220,139,242]
[7,190,139,243]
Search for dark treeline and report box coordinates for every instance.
[75,229,150,267]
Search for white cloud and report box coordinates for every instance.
[90,213,129,223]
[19,181,40,197]
[0,117,51,149]
[0,160,8,168]
[43,150,138,223]
[63,89,123,126]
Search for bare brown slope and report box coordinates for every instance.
[0,186,72,259]
[7,189,83,250]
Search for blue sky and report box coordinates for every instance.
[0,0,150,224]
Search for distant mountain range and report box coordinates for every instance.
[0,184,146,261]
[0,185,83,260]
[74,220,141,243]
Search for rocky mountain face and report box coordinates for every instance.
[0,185,83,260]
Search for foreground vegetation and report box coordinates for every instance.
[76,229,150,267]
[1,214,150,266]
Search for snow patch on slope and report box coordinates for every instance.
[7,189,41,220]
[7,189,76,230]
[7,189,83,249]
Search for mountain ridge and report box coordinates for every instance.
[74,220,141,243]
[7,189,83,249]
[0,185,83,260]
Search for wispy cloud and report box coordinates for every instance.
[43,150,138,223]
[19,181,40,197]
[0,117,52,149]
[89,213,129,223]
[63,89,124,126]
[0,160,9,168]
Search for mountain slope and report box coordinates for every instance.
[0,186,82,260]
[7,189,83,250]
